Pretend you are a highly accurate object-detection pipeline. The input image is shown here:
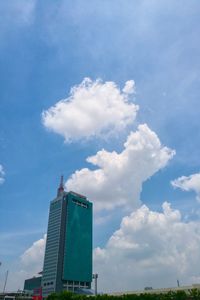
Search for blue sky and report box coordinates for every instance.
[1,0,200,292]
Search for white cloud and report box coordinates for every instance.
[66,124,175,212]
[42,78,138,142]
[171,173,200,202]
[94,203,200,292]
[122,80,135,94]
[4,235,46,291]
[21,234,46,269]
[0,164,5,184]
[8,203,200,292]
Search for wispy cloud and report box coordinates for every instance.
[171,172,200,202]
[0,164,5,184]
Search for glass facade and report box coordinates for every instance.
[24,276,42,291]
[63,193,92,283]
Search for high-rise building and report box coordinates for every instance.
[42,177,93,298]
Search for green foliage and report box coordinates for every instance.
[189,289,200,300]
[173,291,187,300]
[47,292,59,300]
[47,289,200,300]
[47,291,74,300]
[59,291,75,300]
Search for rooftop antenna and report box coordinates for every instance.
[3,270,8,293]
[57,175,64,197]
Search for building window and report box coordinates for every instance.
[72,198,88,209]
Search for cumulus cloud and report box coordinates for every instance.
[0,164,5,184]
[21,234,46,269]
[94,203,200,292]
[66,124,175,212]
[4,234,46,291]
[171,173,200,202]
[42,78,138,142]
[9,203,200,292]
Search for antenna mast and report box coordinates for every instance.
[57,175,64,196]
[3,270,8,293]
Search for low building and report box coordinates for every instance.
[24,276,42,292]
[24,276,42,299]
[0,291,32,300]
